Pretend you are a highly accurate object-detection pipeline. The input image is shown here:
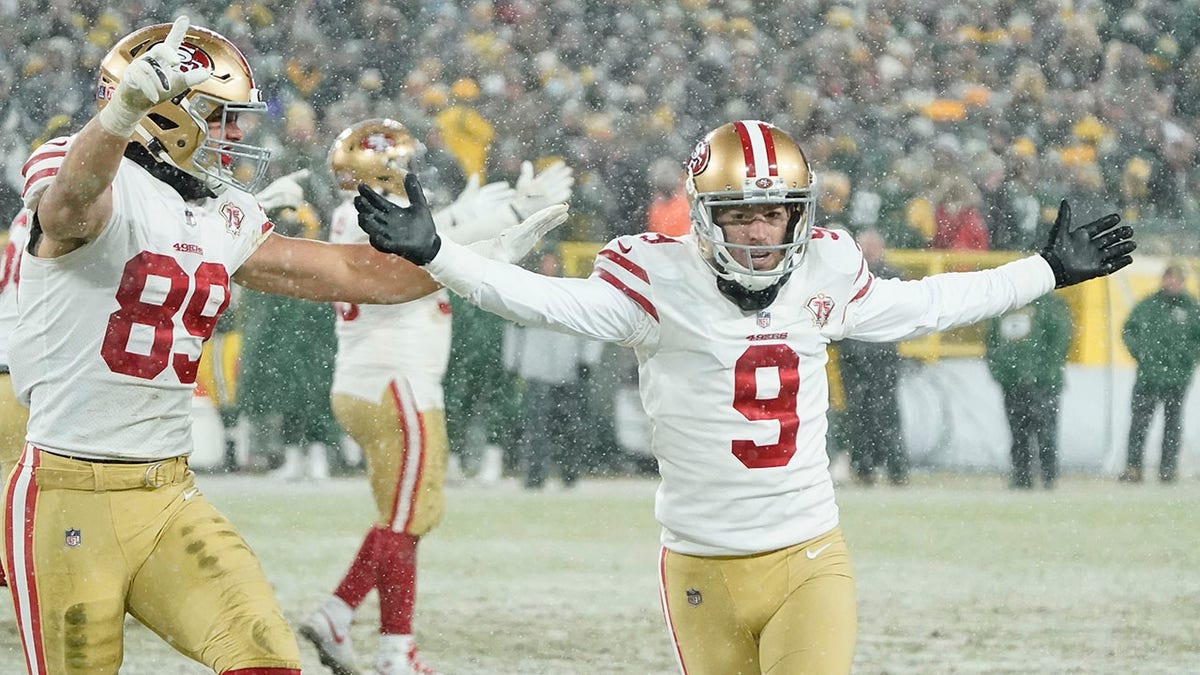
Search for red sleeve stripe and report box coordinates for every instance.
[849,274,874,303]
[597,248,649,283]
[21,168,59,198]
[732,120,778,178]
[21,151,66,177]
[598,268,658,322]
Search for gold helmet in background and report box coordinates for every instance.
[328,118,420,196]
[97,22,271,192]
[686,120,815,291]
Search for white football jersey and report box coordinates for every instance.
[327,199,451,409]
[431,229,1054,556]
[11,136,272,461]
[0,209,31,368]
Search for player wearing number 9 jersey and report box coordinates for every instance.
[353,118,1135,675]
[3,17,444,675]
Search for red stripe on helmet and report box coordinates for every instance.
[732,121,779,178]
[733,121,756,178]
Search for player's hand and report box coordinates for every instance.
[355,174,441,265]
[485,203,570,264]
[512,160,574,220]
[257,169,310,211]
[1039,200,1136,288]
[98,16,212,138]
[435,174,516,243]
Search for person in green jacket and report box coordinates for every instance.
[1120,264,1200,483]
[986,293,1073,489]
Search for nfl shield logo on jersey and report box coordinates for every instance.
[806,293,835,328]
[686,588,703,606]
[65,529,82,548]
[756,310,771,328]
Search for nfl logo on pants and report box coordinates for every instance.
[686,588,703,606]
[65,529,82,548]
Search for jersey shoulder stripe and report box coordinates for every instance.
[21,136,73,208]
[596,248,649,282]
[596,267,658,321]
[593,234,668,322]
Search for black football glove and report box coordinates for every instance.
[1039,200,1136,288]
[354,173,442,265]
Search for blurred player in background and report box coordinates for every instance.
[0,208,31,588]
[299,118,572,675]
[353,119,1134,674]
[3,16,455,673]
[0,209,30,472]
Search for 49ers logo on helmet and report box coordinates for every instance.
[176,42,212,74]
[361,133,395,152]
[686,140,711,176]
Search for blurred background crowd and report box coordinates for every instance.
[5,0,1200,250]
[3,0,1198,481]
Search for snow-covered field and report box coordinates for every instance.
[1,472,1196,674]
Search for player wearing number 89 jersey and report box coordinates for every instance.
[4,17,445,675]
[356,119,1135,674]
[12,138,266,460]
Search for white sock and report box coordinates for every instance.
[378,633,414,656]
[321,595,355,628]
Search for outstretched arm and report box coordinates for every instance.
[354,174,648,343]
[846,200,1135,342]
[232,232,441,303]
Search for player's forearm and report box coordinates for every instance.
[345,244,443,303]
[850,255,1056,342]
[37,118,124,241]
[427,238,639,342]
[237,237,441,303]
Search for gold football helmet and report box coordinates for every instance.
[97,23,271,193]
[328,118,420,196]
[686,120,815,291]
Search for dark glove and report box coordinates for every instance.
[1039,200,1136,288]
[354,173,441,265]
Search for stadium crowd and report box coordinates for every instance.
[3,0,1199,253]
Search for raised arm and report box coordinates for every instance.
[36,17,210,255]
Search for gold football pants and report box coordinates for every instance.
[659,526,856,674]
[3,447,301,674]
[0,372,28,472]
[331,381,448,535]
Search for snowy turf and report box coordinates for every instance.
[0,472,1195,673]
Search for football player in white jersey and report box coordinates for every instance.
[0,209,30,472]
[299,118,572,675]
[354,119,1136,674]
[0,208,31,589]
[1,17,565,675]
